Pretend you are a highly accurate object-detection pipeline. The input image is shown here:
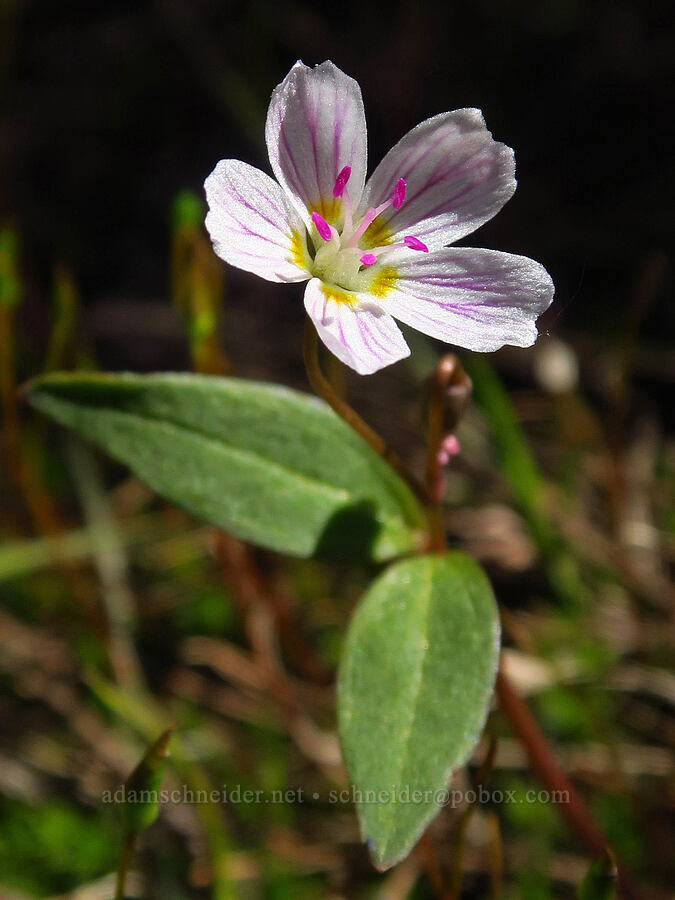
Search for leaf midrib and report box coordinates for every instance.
[146,396,414,525]
[379,559,435,860]
[32,375,422,528]
[37,393,360,511]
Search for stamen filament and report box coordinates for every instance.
[359,234,428,261]
[363,241,405,259]
[310,171,422,279]
[342,186,353,236]
[344,200,390,248]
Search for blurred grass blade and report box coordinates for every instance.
[0,224,21,446]
[0,513,182,582]
[578,852,618,899]
[464,354,551,544]
[65,435,145,693]
[27,373,426,562]
[45,264,80,372]
[465,354,586,607]
[0,225,21,310]
[171,189,229,375]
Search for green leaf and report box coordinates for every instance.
[122,727,174,833]
[27,373,425,562]
[337,552,500,870]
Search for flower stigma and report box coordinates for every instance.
[306,169,428,297]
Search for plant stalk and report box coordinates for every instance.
[302,317,426,502]
[424,354,472,552]
[114,829,137,900]
[496,670,642,899]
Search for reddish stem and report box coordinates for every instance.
[424,354,472,552]
[496,670,642,899]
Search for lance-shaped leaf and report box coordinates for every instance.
[122,727,174,833]
[27,373,425,562]
[338,552,500,869]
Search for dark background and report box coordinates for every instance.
[2,0,673,382]
[1,3,674,897]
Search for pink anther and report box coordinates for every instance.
[404,235,429,252]
[360,253,377,267]
[392,178,406,210]
[333,166,352,198]
[311,211,332,242]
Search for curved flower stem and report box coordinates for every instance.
[302,317,427,502]
[496,670,642,900]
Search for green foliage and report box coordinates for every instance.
[171,189,206,231]
[578,854,618,900]
[496,774,559,833]
[27,373,425,562]
[591,793,645,870]
[464,354,548,534]
[513,870,554,900]
[170,190,228,375]
[121,727,174,833]
[45,265,80,373]
[0,798,118,895]
[534,686,595,741]
[465,354,587,608]
[0,225,21,309]
[337,552,500,869]
[258,867,325,899]
[171,585,235,636]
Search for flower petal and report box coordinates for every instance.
[304,278,410,375]
[205,159,308,283]
[361,110,515,250]
[382,248,554,351]
[266,61,368,227]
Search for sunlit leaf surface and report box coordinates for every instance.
[28,373,425,562]
[338,551,500,869]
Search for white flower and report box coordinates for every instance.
[205,60,554,375]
